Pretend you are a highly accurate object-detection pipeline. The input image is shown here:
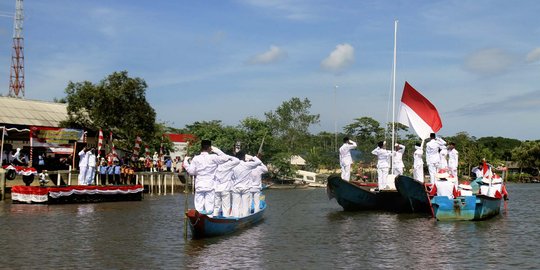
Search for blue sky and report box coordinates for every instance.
[0,0,539,140]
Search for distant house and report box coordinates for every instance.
[165,133,195,160]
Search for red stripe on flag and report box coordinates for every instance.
[401,82,442,133]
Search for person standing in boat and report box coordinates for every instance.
[413,142,425,182]
[231,152,263,217]
[339,137,357,181]
[447,142,459,178]
[425,133,446,183]
[249,154,268,214]
[184,140,232,215]
[372,141,391,190]
[392,143,405,175]
[212,147,240,217]
[439,146,448,169]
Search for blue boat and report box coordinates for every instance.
[185,202,266,238]
[326,174,412,212]
[430,195,501,221]
[394,175,432,214]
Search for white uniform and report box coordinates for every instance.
[434,179,456,199]
[372,147,391,190]
[448,148,459,177]
[250,160,268,214]
[78,150,89,185]
[439,147,448,169]
[425,137,446,183]
[339,140,357,181]
[413,145,424,182]
[184,151,231,214]
[213,153,240,217]
[392,144,405,175]
[86,151,96,185]
[231,157,262,217]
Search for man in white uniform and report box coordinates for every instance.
[78,147,89,185]
[425,133,446,183]
[430,169,457,199]
[372,141,391,190]
[213,148,240,217]
[413,142,424,182]
[250,156,268,214]
[439,146,448,169]
[184,140,232,215]
[231,152,263,217]
[447,142,459,178]
[86,148,97,185]
[392,144,405,175]
[339,137,357,181]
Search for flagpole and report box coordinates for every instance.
[391,20,398,173]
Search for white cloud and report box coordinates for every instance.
[321,43,355,73]
[526,47,540,63]
[247,45,287,65]
[464,48,516,76]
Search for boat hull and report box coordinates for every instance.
[186,204,266,238]
[394,175,432,214]
[326,175,412,212]
[431,195,501,221]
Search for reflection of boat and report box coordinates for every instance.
[394,175,432,214]
[431,194,501,221]
[326,174,412,212]
[185,203,266,238]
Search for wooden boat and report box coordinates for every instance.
[394,175,432,214]
[430,194,501,221]
[326,174,412,212]
[185,203,266,238]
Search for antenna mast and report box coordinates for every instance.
[9,0,25,98]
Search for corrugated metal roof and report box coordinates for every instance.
[0,97,67,127]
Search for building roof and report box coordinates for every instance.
[0,97,67,127]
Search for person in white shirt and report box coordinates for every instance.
[439,147,448,170]
[184,140,232,215]
[430,169,457,199]
[447,142,459,178]
[392,144,405,175]
[339,137,357,181]
[231,152,263,217]
[212,148,240,217]
[372,141,391,190]
[413,142,425,182]
[425,133,446,183]
[85,148,97,185]
[78,147,89,185]
[250,156,268,214]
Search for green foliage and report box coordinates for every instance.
[184,120,242,155]
[512,141,540,169]
[267,152,295,179]
[265,97,320,154]
[477,136,522,161]
[343,117,384,162]
[61,71,156,150]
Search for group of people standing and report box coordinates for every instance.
[339,133,459,190]
[183,140,267,218]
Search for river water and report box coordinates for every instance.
[0,183,538,269]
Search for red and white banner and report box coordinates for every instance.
[11,185,144,203]
[97,129,104,154]
[398,82,442,139]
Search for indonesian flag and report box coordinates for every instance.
[145,144,150,158]
[398,82,443,140]
[132,136,142,160]
[97,129,104,155]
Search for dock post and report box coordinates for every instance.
[158,174,162,195]
[150,174,154,194]
[68,166,72,186]
[57,173,61,186]
[171,174,174,195]
[0,169,5,201]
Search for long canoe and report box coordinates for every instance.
[185,203,266,238]
[394,175,432,214]
[430,195,501,221]
[326,174,412,212]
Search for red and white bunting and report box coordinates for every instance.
[132,136,142,159]
[97,129,104,154]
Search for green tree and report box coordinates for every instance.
[184,120,242,155]
[61,71,156,150]
[512,141,540,170]
[265,97,320,154]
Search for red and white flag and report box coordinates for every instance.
[145,144,150,158]
[97,129,104,155]
[398,82,442,139]
[132,136,142,160]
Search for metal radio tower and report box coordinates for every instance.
[8,0,24,97]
